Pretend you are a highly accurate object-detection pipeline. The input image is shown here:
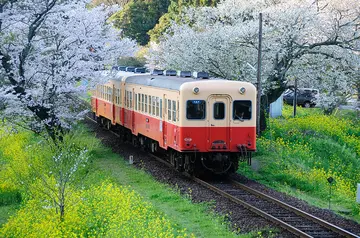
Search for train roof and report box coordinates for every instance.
[121,74,226,91]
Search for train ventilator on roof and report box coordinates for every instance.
[192,71,209,79]
[151,69,164,75]
[164,70,177,76]
[118,66,127,71]
[134,67,146,73]
[177,71,192,77]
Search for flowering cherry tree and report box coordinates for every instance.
[147,0,360,119]
[0,0,137,140]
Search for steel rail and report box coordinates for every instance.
[192,177,312,238]
[229,179,359,238]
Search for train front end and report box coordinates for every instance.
[177,80,256,174]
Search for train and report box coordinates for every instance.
[90,68,256,175]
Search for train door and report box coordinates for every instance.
[162,94,167,147]
[207,95,230,150]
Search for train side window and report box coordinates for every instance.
[125,91,127,107]
[141,94,144,112]
[138,94,141,111]
[118,89,121,105]
[119,89,122,105]
[168,99,171,121]
[186,100,206,120]
[172,100,176,122]
[214,102,225,120]
[148,96,152,114]
[135,93,137,110]
[145,95,148,113]
[160,99,162,118]
[128,91,131,108]
[177,101,179,121]
[129,92,132,109]
[156,97,160,117]
[152,96,156,116]
[233,100,251,120]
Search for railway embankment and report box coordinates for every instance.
[239,105,360,224]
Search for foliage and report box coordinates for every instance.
[0,124,96,221]
[147,0,360,110]
[239,105,360,217]
[91,0,132,8]
[149,0,219,43]
[0,124,244,237]
[112,0,171,45]
[0,0,137,140]
[117,56,146,67]
[0,182,193,238]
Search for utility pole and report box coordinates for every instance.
[293,77,297,117]
[256,13,263,136]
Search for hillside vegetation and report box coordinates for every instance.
[239,106,360,221]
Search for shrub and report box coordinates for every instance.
[0,182,192,238]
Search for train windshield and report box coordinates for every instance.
[186,100,206,119]
[233,100,251,120]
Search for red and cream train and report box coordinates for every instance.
[91,70,256,175]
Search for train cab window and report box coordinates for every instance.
[172,100,176,122]
[152,96,156,116]
[156,97,160,117]
[145,95,148,113]
[233,100,251,120]
[186,100,206,120]
[168,99,171,121]
[214,102,225,120]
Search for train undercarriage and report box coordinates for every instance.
[94,114,252,176]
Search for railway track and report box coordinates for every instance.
[86,116,359,238]
[192,178,358,238]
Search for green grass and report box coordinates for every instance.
[85,144,245,238]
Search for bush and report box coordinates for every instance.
[0,182,192,238]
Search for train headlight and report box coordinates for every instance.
[239,87,246,94]
[193,87,200,94]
